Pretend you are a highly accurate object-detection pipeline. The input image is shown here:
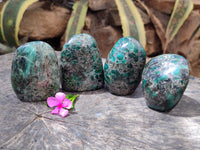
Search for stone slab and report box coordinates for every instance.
[0,52,200,150]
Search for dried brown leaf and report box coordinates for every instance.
[136,0,166,52]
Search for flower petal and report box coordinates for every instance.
[62,99,72,109]
[55,92,66,103]
[59,108,69,117]
[51,107,59,114]
[47,97,59,107]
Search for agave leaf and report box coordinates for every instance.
[0,1,8,43]
[166,0,194,46]
[0,17,4,43]
[114,0,146,48]
[1,0,38,46]
[65,0,89,41]
[188,24,200,43]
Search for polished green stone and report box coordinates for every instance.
[142,54,190,112]
[61,33,104,91]
[104,37,146,95]
[11,41,60,102]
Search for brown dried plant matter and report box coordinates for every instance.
[0,0,199,77]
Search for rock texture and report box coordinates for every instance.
[142,54,190,111]
[19,1,70,40]
[88,0,116,11]
[104,37,146,95]
[1,52,200,149]
[92,26,122,58]
[60,33,104,92]
[11,41,60,102]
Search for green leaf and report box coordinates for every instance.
[66,94,79,109]
[165,0,194,45]
[114,0,146,48]
[0,2,5,43]
[0,0,39,46]
[45,101,49,107]
[65,0,88,41]
[188,24,200,43]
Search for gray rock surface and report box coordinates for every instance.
[0,52,200,150]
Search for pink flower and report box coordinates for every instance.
[47,92,72,117]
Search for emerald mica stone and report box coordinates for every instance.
[11,41,60,102]
[142,54,190,112]
[61,33,104,91]
[104,37,146,95]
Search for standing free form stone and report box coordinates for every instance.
[104,37,146,95]
[61,33,104,91]
[142,54,190,112]
[11,41,60,102]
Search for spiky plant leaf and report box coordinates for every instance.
[0,12,4,43]
[65,0,88,41]
[0,0,38,46]
[188,24,200,43]
[114,0,146,48]
[0,1,8,43]
[166,0,194,44]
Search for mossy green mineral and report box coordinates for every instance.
[61,33,104,91]
[11,41,60,102]
[142,54,190,112]
[104,37,146,95]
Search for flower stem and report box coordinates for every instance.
[66,94,79,109]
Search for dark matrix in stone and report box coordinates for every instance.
[104,37,146,95]
[11,41,60,102]
[61,33,104,91]
[142,54,190,112]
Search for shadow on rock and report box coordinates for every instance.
[125,83,143,99]
[166,95,200,117]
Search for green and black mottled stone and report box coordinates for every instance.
[142,54,190,112]
[11,41,60,102]
[104,37,146,95]
[60,33,104,91]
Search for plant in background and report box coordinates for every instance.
[165,0,194,52]
[0,0,39,46]
[114,0,146,48]
[64,0,146,48]
[64,0,89,41]
[0,0,198,54]
[136,0,195,53]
